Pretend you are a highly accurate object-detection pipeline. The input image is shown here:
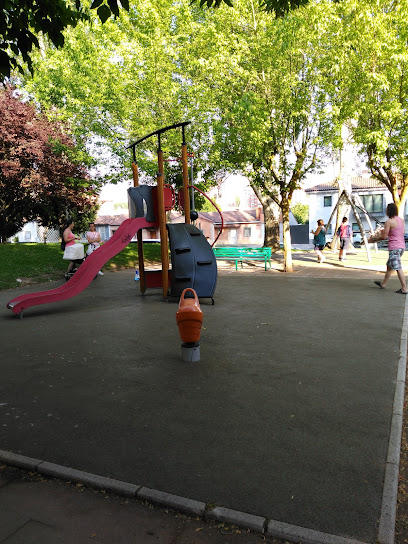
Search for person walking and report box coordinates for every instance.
[311,219,326,263]
[337,217,352,261]
[374,203,408,294]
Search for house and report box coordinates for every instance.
[95,213,164,242]
[95,214,129,241]
[305,177,406,241]
[7,222,60,243]
[170,208,264,246]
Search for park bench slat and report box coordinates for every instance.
[212,247,271,271]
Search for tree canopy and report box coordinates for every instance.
[22,0,339,271]
[15,0,408,269]
[0,0,129,78]
[1,0,322,79]
[331,0,408,215]
[0,85,101,242]
[194,0,312,15]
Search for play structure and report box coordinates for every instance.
[326,189,384,261]
[127,121,218,302]
[7,122,219,317]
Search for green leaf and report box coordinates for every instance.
[91,0,104,8]
[97,4,111,23]
[107,0,120,17]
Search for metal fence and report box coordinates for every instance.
[36,225,60,243]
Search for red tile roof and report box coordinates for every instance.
[306,177,385,192]
[95,214,129,226]
[198,210,260,225]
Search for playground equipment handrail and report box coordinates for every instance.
[127,121,191,149]
[188,184,224,247]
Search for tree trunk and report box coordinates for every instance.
[262,198,280,251]
[281,200,293,272]
[393,185,407,217]
[251,187,280,251]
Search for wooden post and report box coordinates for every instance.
[325,193,341,249]
[349,195,371,262]
[157,142,169,297]
[132,163,141,190]
[181,127,190,224]
[353,194,379,254]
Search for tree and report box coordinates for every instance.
[180,0,336,270]
[194,0,333,16]
[330,0,408,216]
[24,0,197,180]
[0,0,130,79]
[291,203,309,224]
[0,0,316,80]
[0,85,101,243]
[23,0,339,273]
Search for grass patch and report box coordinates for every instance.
[0,242,162,290]
[105,242,162,270]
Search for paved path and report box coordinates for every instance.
[0,250,406,543]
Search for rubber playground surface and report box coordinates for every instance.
[0,253,406,543]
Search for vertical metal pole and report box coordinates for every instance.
[157,134,169,297]
[131,158,146,293]
[181,126,190,224]
[190,155,195,215]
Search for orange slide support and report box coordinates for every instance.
[6,217,151,317]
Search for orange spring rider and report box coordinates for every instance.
[176,288,203,361]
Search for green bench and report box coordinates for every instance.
[212,247,272,271]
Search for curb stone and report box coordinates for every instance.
[137,486,206,516]
[266,520,365,544]
[0,450,42,471]
[37,461,140,497]
[205,506,266,534]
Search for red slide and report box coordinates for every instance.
[7,217,151,317]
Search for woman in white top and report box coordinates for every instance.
[86,223,104,275]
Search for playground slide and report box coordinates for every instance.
[7,217,151,317]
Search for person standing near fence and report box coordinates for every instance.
[337,217,352,261]
[86,223,104,276]
[311,219,326,263]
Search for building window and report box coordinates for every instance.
[24,232,31,241]
[324,196,332,207]
[327,224,332,235]
[352,223,359,232]
[361,194,383,213]
[243,227,251,238]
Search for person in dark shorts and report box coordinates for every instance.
[374,203,408,294]
[311,219,326,263]
[337,217,352,261]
